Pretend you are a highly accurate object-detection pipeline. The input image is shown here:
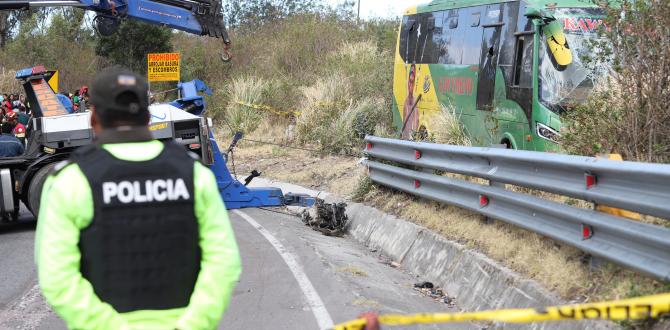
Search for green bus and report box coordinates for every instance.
[393,0,606,151]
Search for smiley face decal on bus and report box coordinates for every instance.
[544,20,573,71]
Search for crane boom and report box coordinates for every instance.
[0,0,230,44]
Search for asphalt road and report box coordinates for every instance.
[0,206,477,330]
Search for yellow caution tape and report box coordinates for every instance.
[234,100,347,117]
[234,101,301,117]
[333,293,670,329]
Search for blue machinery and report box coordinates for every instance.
[15,67,313,210]
[0,0,232,60]
[169,80,315,209]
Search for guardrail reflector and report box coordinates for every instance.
[415,150,422,159]
[585,174,597,189]
[582,224,594,240]
[479,195,489,207]
[366,142,373,150]
[414,180,421,189]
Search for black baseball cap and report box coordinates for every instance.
[89,67,149,125]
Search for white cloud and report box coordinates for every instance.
[326,0,427,19]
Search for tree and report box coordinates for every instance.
[1,8,96,91]
[95,19,173,74]
[561,0,670,163]
[223,0,323,30]
[0,9,44,48]
[0,12,9,48]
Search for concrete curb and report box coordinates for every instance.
[248,178,616,330]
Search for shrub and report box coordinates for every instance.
[293,65,392,153]
[221,76,269,134]
[295,74,351,151]
[432,103,472,146]
[324,41,393,108]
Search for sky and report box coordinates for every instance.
[326,0,427,19]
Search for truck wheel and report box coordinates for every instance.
[28,162,58,218]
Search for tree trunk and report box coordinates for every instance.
[0,12,8,48]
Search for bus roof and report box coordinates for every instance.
[407,0,602,15]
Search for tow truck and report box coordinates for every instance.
[0,1,314,221]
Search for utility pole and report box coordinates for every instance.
[357,0,361,25]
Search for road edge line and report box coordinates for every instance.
[233,209,335,330]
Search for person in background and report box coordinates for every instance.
[72,90,80,112]
[77,86,89,112]
[0,123,24,157]
[2,98,12,113]
[11,94,23,111]
[16,105,30,127]
[0,101,9,117]
[20,94,30,114]
[6,112,26,145]
[36,67,241,330]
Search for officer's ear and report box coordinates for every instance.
[90,109,103,134]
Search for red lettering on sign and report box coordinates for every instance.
[563,17,606,33]
[438,77,474,96]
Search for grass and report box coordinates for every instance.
[432,103,472,146]
[352,299,383,309]
[337,266,369,277]
[218,76,269,135]
[0,68,21,94]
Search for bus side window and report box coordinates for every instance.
[513,37,525,85]
[513,35,534,87]
[461,6,484,65]
[471,12,481,27]
[400,16,417,63]
[422,11,445,63]
[400,16,410,62]
[440,10,461,64]
[447,9,458,29]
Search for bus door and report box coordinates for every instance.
[476,6,503,111]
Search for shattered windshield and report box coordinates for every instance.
[539,8,608,113]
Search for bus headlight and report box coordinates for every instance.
[536,123,560,143]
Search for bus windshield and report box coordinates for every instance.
[539,8,607,113]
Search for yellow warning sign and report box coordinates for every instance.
[47,70,59,93]
[147,53,180,82]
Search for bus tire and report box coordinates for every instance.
[27,162,58,218]
[501,139,513,149]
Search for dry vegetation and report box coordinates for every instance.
[230,119,669,305]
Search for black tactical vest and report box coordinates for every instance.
[73,142,201,313]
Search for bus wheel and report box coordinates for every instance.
[501,139,513,149]
[27,162,58,218]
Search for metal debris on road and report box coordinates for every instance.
[413,282,434,289]
[301,199,349,237]
[413,283,455,306]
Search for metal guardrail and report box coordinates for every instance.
[363,136,670,281]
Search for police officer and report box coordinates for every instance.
[35,67,241,330]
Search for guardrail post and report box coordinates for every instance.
[580,223,604,271]
[482,144,507,224]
